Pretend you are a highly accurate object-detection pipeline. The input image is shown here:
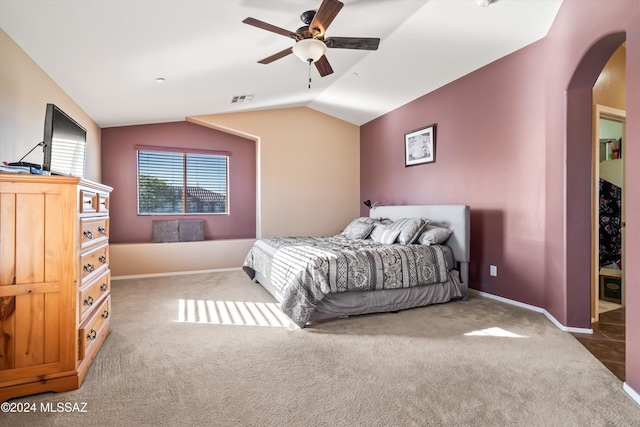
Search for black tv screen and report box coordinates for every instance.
[42,103,87,177]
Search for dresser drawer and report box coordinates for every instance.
[79,269,110,323]
[80,244,109,284]
[79,189,98,214]
[98,193,109,214]
[80,217,109,249]
[79,296,111,360]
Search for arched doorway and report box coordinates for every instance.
[566,33,626,381]
[565,33,627,378]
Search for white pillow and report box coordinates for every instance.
[368,219,391,241]
[418,224,453,245]
[372,228,401,244]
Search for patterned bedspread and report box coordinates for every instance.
[242,235,455,327]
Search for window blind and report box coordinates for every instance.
[137,149,228,215]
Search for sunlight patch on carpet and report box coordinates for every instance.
[464,327,528,338]
[176,299,291,327]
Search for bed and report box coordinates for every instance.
[243,205,470,328]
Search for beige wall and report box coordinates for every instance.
[0,29,101,182]
[189,107,361,237]
[594,45,626,185]
[110,239,256,278]
[110,107,360,277]
[593,43,626,110]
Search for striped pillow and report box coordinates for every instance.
[387,218,429,245]
[368,219,392,241]
[372,228,401,244]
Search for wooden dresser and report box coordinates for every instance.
[0,174,112,402]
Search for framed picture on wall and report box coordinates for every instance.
[404,124,436,166]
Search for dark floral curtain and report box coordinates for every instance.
[599,178,622,267]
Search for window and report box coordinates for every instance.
[137,147,228,215]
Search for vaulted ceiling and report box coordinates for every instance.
[0,0,563,128]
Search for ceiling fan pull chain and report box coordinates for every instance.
[308,59,312,89]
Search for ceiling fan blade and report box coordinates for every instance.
[314,55,334,77]
[258,47,293,64]
[325,37,380,50]
[243,17,295,39]
[309,0,344,37]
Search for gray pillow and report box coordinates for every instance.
[179,219,204,242]
[152,219,205,242]
[152,220,179,242]
[386,217,429,245]
[418,224,453,245]
[342,218,375,239]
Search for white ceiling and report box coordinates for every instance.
[0,0,563,128]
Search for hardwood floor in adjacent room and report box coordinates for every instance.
[571,307,625,381]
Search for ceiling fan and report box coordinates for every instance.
[242,0,380,77]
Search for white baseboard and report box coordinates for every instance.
[468,289,593,334]
[112,267,242,281]
[623,382,640,406]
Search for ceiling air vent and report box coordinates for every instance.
[231,94,254,104]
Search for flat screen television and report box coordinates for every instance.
[42,103,87,177]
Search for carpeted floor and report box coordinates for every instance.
[4,270,640,426]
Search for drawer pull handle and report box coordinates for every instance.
[84,263,94,273]
[98,226,107,235]
[102,310,110,319]
[99,255,107,264]
[100,283,108,292]
[87,329,97,341]
[84,296,94,306]
[83,230,93,239]
[84,199,92,205]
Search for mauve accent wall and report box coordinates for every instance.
[361,0,639,394]
[361,39,549,306]
[101,121,256,243]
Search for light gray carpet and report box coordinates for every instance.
[4,270,640,426]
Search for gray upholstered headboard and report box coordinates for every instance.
[369,205,470,284]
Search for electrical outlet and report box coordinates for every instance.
[490,265,498,277]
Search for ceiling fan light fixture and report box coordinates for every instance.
[292,38,327,63]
